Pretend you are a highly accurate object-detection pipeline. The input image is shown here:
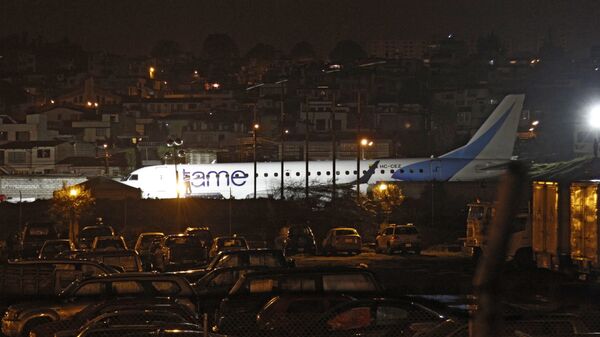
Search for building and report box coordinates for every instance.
[368,39,429,60]
[0,141,76,174]
[0,114,54,144]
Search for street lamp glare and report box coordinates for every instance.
[69,188,79,197]
[590,105,600,129]
[378,183,388,192]
[531,120,539,126]
[368,141,373,146]
[174,138,183,146]
[361,138,368,146]
[254,123,260,130]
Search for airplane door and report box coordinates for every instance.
[431,159,442,181]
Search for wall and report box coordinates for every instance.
[0,176,87,200]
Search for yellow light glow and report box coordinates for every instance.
[149,67,155,79]
[87,101,92,107]
[50,100,55,104]
[378,183,388,192]
[69,188,79,197]
[531,120,539,126]
[254,123,260,130]
[177,181,187,195]
[361,138,368,146]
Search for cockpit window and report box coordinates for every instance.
[129,174,138,181]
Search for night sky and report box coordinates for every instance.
[1,0,600,57]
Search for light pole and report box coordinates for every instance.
[277,79,288,200]
[590,105,600,158]
[166,137,184,198]
[360,138,374,160]
[252,123,259,199]
[102,143,109,175]
[68,187,80,243]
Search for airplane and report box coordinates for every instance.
[122,94,525,199]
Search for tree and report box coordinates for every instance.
[50,184,94,242]
[202,34,239,60]
[151,40,182,59]
[329,40,367,65]
[290,41,316,62]
[371,183,405,225]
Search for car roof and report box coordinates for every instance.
[330,227,358,231]
[243,266,375,278]
[139,232,165,236]
[166,234,193,238]
[77,272,189,281]
[81,225,114,230]
[43,239,71,243]
[216,248,281,256]
[215,235,246,240]
[94,236,123,240]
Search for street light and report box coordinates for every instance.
[166,137,185,198]
[102,143,109,175]
[360,138,374,160]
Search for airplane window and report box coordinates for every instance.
[129,174,138,181]
[308,172,311,176]
[264,173,268,177]
[362,170,367,174]
[255,173,259,177]
[295,172,300,176]
[345,171,349,175]
[409,169,414,173]
[317,172,322,176]
[353,170,357,174]
[419,169,424,173]
[335,171,340,175]
[285,172,290,177]
[380,170,385,174]
[274,173,278,177]
[326,171,331,176]
[390,170,394,173]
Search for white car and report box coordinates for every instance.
[322,227,362,255]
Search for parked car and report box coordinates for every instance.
[256,294,355,334]
[184,227,213,245]
[153,234,207,271]
[78,226,115,250]
[209,236,249,258]
[282,224,317,256]
[61,249,142,272]
[134,232,165,271]
[20,222,59,259]
[169,249,292,283]
[29,298,198,337]
[322,228,362,256]
[38,240,75,260]
[375,224,422,255]
[57,309,199,337]
[91,235,127,251]
[1,273,197,337]
[0,259,118,315]
[215,266,383,335]
[300,298,445,337]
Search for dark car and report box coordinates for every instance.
[1,273,197,337]
[215,267,383,335]
[29,298,198,337]
[154,234,207,271]
[184,227,213,245]
[20,222,59,259]
[256,294,355,334]
[134,232,165,270]
[61,249,142,272]
[300,298,446,337]
[77,226,115,250]
[38,240,75,260]
[282,225,317,256]
[57,309,200,337]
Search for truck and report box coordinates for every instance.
[464,201,532,264]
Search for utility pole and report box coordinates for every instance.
[331,91,337,203]
[280,81,286,200]
[356,91,361,203]
[304,97,310,199]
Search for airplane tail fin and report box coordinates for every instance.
[440,94,525,160]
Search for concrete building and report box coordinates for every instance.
[0,114,53,144]
[0,141,75,174]
[368,39,429,59]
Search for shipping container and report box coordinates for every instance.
[532,181,571,270]
[570,182,600,275]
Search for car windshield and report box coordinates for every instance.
[140,235,163,249]
[187,230,211,242]
[289,227,311,236]
[335,229,357,236]
[81,227,113,239]
[166,236,198,247]
[396,227,418,235]
[218,238,246,248]
[44,241,70,252]
[95,239,124,249]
